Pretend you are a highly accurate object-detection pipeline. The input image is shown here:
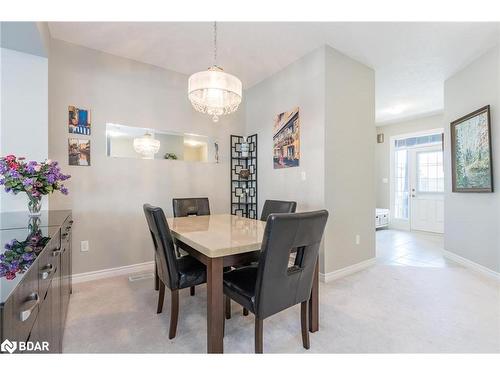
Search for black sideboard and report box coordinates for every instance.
[0,210,72,354]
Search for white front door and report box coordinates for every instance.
[409,146,444,233]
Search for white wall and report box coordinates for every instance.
[0,22,48,58]
[12,30,496,277]
[323,46,376,273]
[444,46,500,273]
[45,38,375,276]
[49,39,244,274]
[0,47,48,211]
[108,136,141,159]
[245,45,376,274]
[375,114,444,209]
[155,133,185,160]
[245,47,328,269]
[36,22,51,57]
[245,47,326,216]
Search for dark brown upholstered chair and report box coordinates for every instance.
[143,204,207,339]
[260,199,297,221]
[173,197,210,217]
[168,197,210,296]
[223,210,328,353]
[226,199,297,317]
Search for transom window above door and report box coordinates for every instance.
[394,133,443,149]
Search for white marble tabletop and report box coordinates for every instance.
[166,214,266,258]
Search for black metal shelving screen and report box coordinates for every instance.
[230,134,258,219]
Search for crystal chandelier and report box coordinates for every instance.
[188,22,242,122]
[133,133,160,159]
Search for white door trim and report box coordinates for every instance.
[389,128,444,231]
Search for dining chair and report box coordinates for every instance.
[169,197,210,296]
[223,210,328,353]
[173,197,210,217]
[226,199,297,318]
[260,200,297,221]
[143,204,207,339]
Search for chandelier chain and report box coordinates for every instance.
[213,21,217,66]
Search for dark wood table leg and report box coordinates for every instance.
[207,257,224,353]
[309,257,319,333]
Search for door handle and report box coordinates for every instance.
[19,293,40,322]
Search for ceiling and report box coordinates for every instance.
[48,22,500,123]
[1,22,47,57]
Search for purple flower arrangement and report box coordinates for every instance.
[0,231,50,280]
[0,155,71,199]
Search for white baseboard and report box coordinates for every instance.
[320,257,376,283]
[72,261,155,284]
[442,250,500,282]
[74,257,377,285]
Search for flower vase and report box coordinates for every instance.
[28,217,41,234]
[27,195,42,217]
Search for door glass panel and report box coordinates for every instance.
[394,149,409,219]
[417,151,444,193]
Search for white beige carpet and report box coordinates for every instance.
[62,262,500,353]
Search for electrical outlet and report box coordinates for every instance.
[81,240,89,252]
[301,171,307,181]
[355,235,360,245]
[382,177,389,184]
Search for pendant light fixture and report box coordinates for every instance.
[188,22,242,122]
[133,133,160,159]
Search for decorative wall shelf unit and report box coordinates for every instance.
[230,134,258,219]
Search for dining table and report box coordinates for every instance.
[166,213,319,354]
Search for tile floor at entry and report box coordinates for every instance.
[376,229,454,268]
[62,230,500,353]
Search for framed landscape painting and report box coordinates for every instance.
[451,105,493,192]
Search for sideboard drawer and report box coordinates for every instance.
[38,235,59,300]
[9,263,40,344]
[61,216,73,239]
[1,210,73,354]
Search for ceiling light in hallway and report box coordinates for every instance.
[384,104,407,115]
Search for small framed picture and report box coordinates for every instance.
[451,105,493,192]
[273,107,300,169]
[68,138,91,166]
[68,105,91,135]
